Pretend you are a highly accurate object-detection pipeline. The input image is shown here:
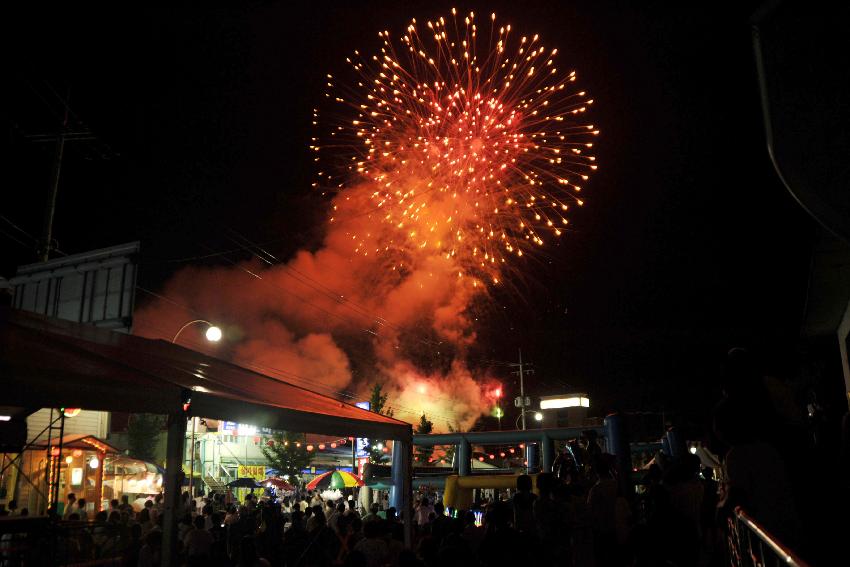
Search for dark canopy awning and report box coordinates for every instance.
[0,308,410,441]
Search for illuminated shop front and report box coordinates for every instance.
[14,434,161,515]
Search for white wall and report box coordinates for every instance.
[26,409,109,444]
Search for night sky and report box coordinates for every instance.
[4,1,816,435]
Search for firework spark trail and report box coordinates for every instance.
[136,11,596,430]
[314,10,598,285]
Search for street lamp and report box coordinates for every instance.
[171,319,220,499]
[515,410,543,429]
[171,319,223,344]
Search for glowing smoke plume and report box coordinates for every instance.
[135,10,596,430]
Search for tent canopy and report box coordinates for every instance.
[0,308,411,441]
[32,434,122,454]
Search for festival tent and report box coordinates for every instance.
[0,307,413,562]
[0,308,410,441]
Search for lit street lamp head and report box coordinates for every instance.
[205,325,222,342]
[172,319,223,344]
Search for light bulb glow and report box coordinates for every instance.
[205,325,223,342]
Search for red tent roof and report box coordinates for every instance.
[0,308,411,441]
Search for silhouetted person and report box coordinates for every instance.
[714,394,800,548]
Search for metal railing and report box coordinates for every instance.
[727,506,810,567]
[0,516,126,566]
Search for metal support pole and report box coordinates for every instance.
[518,349,527,431]
[188,417,196,497]
[162,414,186,567]
[457,439,470,476]
[665,427,686,460]
[540,433,554,473]
[526,443,538,474]
[390,441,403,510]
[604,413,633,499]
[389,438,413,547]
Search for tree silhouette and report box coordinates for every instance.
[262,431,314,483]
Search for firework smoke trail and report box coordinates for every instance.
[314,9,598,285]
[135,11,596,430]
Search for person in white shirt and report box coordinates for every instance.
[63,494,77,520]
[310,491,323,508]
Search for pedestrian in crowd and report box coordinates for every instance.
[362,502,380,523]
[137,530,162,567]
[63,493,77,519]
[75,498,88,520]
[353,519,389,567]
[414,497,433,529]
[118,494,131,514]
[184,514,215,565]
[346,498,360,518]
[511,474,537,534]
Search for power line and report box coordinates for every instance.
[224,230,442,347]
[136,317,457,423]
[0,227,32,250]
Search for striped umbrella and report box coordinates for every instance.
[305,470,364,490]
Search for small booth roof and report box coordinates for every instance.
[33,434,122,454]
[0,308,411,441]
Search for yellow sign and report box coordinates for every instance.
[238,465,266,480]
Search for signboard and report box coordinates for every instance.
[354,401,371,457]
[10,241,139,332]
[221,422,273,436]
[237,465,266,480]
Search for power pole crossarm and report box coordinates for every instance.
[509,349,534,430]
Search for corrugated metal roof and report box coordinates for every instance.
[0,308,411,441]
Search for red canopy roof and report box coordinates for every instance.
[0,308,411,441]
[32,434,122,454]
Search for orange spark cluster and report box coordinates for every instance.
[313,10,598,284]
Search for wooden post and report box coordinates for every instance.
[94,452,104,511]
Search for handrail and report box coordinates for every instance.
[731,506,810,567]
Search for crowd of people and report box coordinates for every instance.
[1,349,828,566]
[0,446,727,567]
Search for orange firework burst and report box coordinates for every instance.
[313,9,598,285]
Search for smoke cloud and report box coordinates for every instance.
[134,182,498,430]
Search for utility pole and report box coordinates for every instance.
[39,99,68,262]
[509,349,534,430]
[19,81,115,261]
